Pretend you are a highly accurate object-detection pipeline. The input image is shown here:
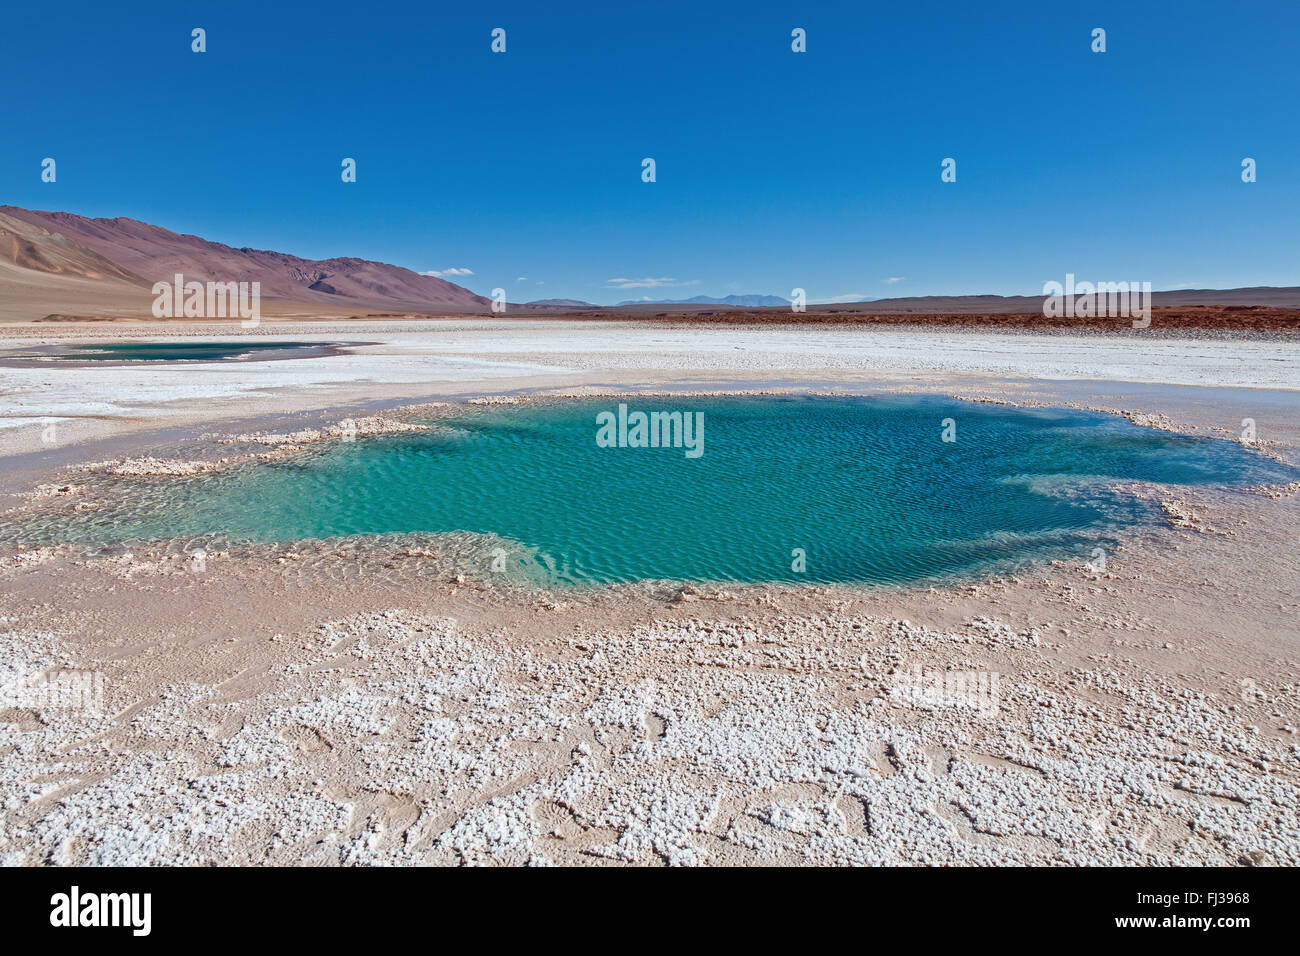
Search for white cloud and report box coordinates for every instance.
[883,276,905,284]
[604,277,699,289]
[421,267,474,277]
[810,293,867,304]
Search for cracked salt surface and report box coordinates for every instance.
[1,612,1296,866]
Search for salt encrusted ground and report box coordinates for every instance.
[0,320,1297,866]
[3,319,1299,457]
[1,604,1295,867]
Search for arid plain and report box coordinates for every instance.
[1,312,1297,866]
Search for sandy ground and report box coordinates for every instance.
[0,320,1298,866]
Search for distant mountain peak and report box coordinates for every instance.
[615,294,791,307]
[527,298,598,307]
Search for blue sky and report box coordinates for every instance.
[2,1,1297,304]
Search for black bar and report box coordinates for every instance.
[0,866,1272,942]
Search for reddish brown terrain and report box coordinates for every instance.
[0,205,488,312]
[562,305,1300,334]
[0,211,143,283]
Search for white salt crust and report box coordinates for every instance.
[1,612,1295,866]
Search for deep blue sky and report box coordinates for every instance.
[2,1,1296,304]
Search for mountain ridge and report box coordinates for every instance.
[4,205,1300,321]
[0,206,488,311]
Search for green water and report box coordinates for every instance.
[28,341,325,362]
[12,396,1296,586]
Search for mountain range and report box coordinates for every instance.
[616,294,793,308]
[0,205,487,320]
[3,204,1300,323]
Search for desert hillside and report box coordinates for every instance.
[0,205,489,315]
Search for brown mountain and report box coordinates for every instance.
[0,205,488,311]
[0,210,145,283]
[0,210,157,322]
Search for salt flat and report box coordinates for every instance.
[2,321,1298,456]
[1,318,1297,867]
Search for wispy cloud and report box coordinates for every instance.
[516,276,527,282]
[883,276,905,284]
[421,267,474,277]
[604,277,699,289]
[810,293,867,304]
